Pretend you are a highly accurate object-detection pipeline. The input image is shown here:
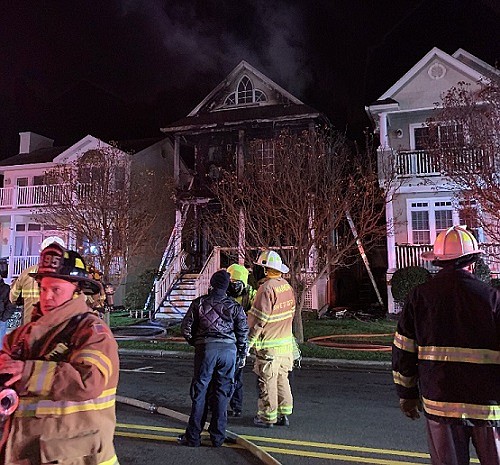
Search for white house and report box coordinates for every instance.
[366,47,500,313]
[0,132,175,305]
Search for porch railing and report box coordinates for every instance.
[395,148,492,177]
[395,243,500,275]
[11,255,39,277]
[0,184,69,209]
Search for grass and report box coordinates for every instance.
[113,310,397,362]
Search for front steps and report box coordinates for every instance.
[155,274,198,320]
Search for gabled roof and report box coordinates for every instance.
[379,47,488,100]
[162,60,323,133]
[188,60,303,117]
[0,146,69,167]
[452,48,500,81]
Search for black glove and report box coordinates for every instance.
[399,398,422,420]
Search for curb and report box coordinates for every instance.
[116,395,282,465]
[118,348,391,371]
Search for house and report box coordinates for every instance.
[366,47,500,314]
[152,60,333,318]
[0,131,175,305]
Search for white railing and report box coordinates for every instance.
[395,243,500,275]
[11,255,39,276]
[196,247,221,296]
[0,184,68,209]
[396,150,440,176]
[154,251,186,311]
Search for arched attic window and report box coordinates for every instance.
[224,75,267,106]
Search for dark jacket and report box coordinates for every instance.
[181,289,248,356]
[0,279,15,322]
[392,268,500,426]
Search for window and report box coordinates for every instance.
[408,199,455,244]
[411,124,464,150]
[249,139,275,173]
[238,76,253,104]
[224,76,267,107]
[16,177,28,187]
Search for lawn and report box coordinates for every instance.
[112,310,397,362]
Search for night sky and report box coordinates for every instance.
[1,0,499,157]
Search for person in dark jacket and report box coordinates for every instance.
[393,226,500,465]
[0,277,15,349]
[178,270,248,447]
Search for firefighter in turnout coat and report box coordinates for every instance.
[0,243,120,465]
[392,226,500,465]
[248,250,296,428]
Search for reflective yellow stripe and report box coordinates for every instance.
[392,370,417,388]
[17,388,117,417]
[423,396,500,421]
[248,307,294,323]
[393,332,417,353]
[418,346,500,364]
[99,454,119,465]
[28,361,56,396]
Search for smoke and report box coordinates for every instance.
[118,0,312,97]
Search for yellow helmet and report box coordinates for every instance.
[421,226,480,262]
[254,250,289,273]
[227,264,249,285]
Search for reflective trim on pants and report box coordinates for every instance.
[426,418,500,465]
[253,353,293,424]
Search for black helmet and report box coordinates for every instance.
[29,244,101,295]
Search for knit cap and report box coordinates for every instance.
[210,270,230,291]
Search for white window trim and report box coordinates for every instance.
[406,197,460,244]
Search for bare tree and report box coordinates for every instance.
[35,146,173,285]
[428,81,500,242]
[206,128,387,341]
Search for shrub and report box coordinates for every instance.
[490,278,500,289]
[391,266,431,303]
[124,268,157,310]
[473,257,491,284]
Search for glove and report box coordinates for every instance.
[399,398,422,420]
[236,354,246,369]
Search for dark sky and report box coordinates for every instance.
[1,0,499,156]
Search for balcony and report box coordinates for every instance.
[395,243,500,275]
[395,148,493,177]
[0,184,66,209]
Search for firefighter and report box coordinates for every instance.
[0,243,120,464]
[226,263,256,417]
[248,250,296,428]
[392,225,500,465]
[9,236,65,324]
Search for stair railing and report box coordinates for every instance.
[196,247,221,296]
[144,202,191,313]
[154,250,186,312]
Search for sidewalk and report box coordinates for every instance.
[118,347,392,371]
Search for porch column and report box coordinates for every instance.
[173,135,180,187]
[385,189,397,314]
[8,215,16,281]
[237,130,245,263]
[378,112,389,149]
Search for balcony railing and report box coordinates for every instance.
[0,184,67,209]
[395,148,493,177]
[395,243,500,275]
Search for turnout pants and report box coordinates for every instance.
[253,352,293,424]
[426,418,500,465]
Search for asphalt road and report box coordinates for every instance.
[115,353,438,465]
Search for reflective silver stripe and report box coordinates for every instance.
[393,332,417,353]
[423,396,500,421]
[393,370,418,388]
[418,346,500,364]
